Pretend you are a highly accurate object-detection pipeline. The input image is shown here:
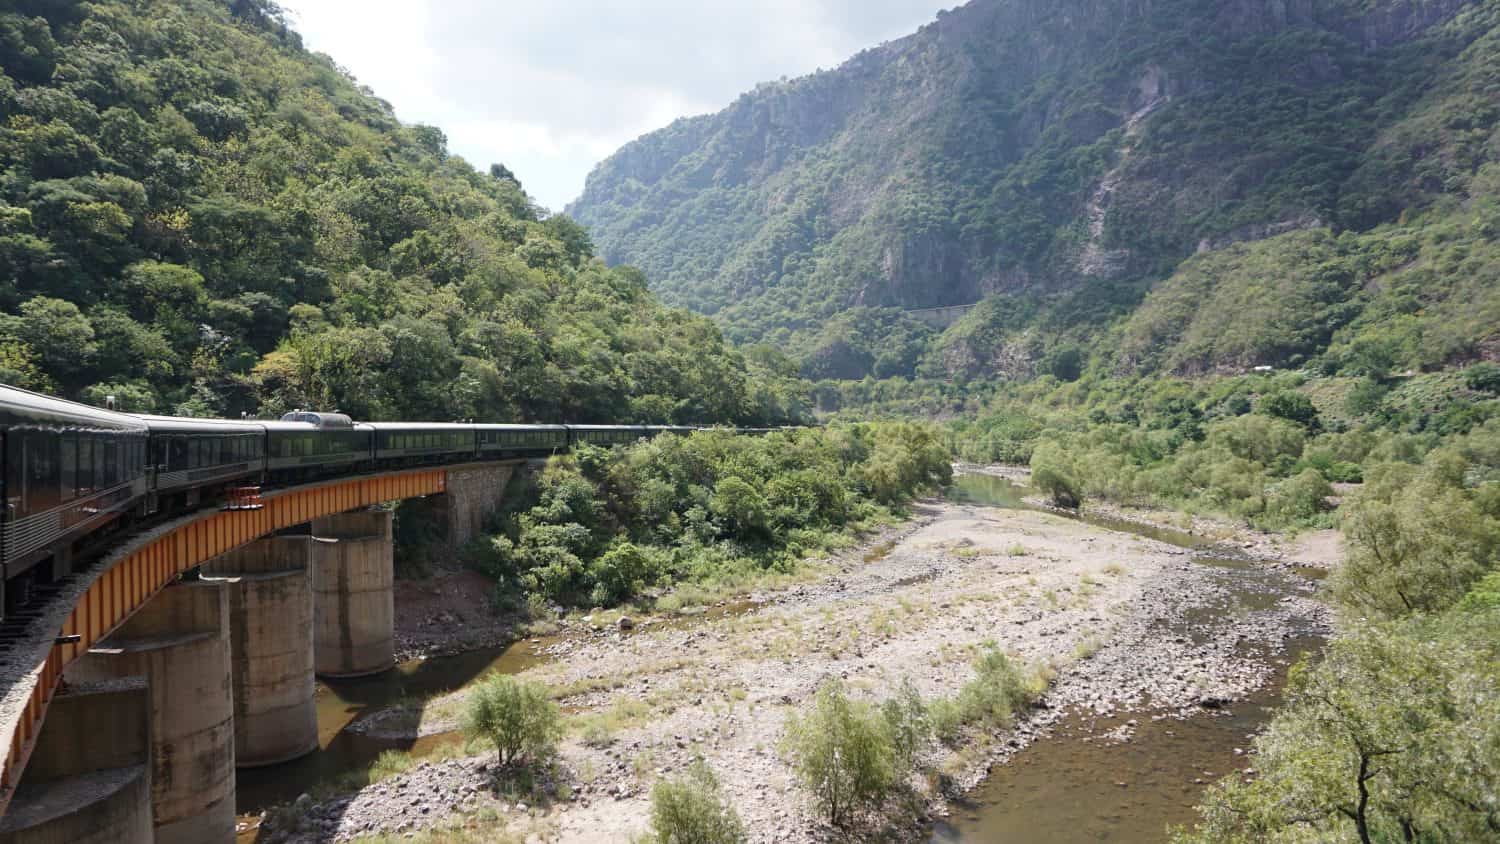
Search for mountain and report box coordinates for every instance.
[0,0,807,424]
[569,0,1500,381]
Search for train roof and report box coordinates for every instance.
[473,423,569,432]
[129,414,265,435]
[259,420,373,433]
[0,384,149,432]
[280,411,355,428]
[364,422,479,431]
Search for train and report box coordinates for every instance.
[0,383,775,619]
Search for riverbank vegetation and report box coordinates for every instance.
[1173,420,1500,842]
[462,422,951,611]
[929,364,1495,530]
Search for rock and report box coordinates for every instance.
[618,615,634,630]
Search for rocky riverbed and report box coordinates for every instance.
[254,480,1333,843]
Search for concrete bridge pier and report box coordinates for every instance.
[65,580,236,844]
[311,509,395,677]
[202,535,318,767]
[0,678,153,844]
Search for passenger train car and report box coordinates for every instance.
[0,383,782,618]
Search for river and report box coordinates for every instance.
[239,472,1328,842]
[931,473,1325,843]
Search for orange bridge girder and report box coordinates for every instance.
[0,467,448,817]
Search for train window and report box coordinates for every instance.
[25,432,54,512]
[60,434,78,501]
[103,440,118,486]
[81,436,96,493]
[169,437,187,471]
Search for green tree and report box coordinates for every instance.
[782,679,897,827]
[1175,617,1500,844]
[1030,440,1082,508]
[461,673,561,767]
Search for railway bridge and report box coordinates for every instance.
[0,461,519,843]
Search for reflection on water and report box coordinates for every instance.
[235,638,547,814]
[931,640,1318,844]
[945,472,1031,510]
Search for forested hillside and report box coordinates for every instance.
[570,0,1500,382]
[0,0,807,424]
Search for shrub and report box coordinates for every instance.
[1260,469,1334,529]
[1029,441,1081,508]
[880,678,930,769]
[462,673,561,766]
[1258,391,1321,431]
[927,697,964,744]
[955,645,1047,730]
[783,680,897,827]
[1464,361,1500,394]
[645,759,747,844]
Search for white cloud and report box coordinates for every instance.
[278,0,952,211]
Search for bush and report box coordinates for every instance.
[645,759,747,844]
[1258,391,1321,431]
[783,680,897,827]
[1463,361,1500,394]
[880,678,930,769]
[927,697,964,744]
[1029,441,1081,508]
[1259,468,1334,529]
[462,673,561,766]
[954,645,1047,730]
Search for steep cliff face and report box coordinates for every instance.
[571,0,1496,377]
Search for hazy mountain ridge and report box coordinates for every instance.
[571,0,1500,380]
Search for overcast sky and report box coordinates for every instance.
[277,1,953,212]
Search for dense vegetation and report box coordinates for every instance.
[462,423,951,610]
[571,0,1500,384]
[1175,424,1500,843]
[0,0,806,424]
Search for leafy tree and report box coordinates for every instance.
[14,296,96,388]
[1176,617,1500,844]
[1259,391,1321,432]
[1465,362,1500,395]
[783,680,897,827]
[461,673,561,767]
[1030,440,1082,508]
